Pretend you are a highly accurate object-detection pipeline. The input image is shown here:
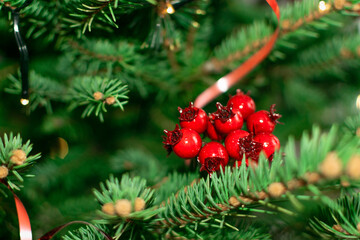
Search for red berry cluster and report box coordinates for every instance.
[162,90,282,175]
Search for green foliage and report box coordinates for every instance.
[0,0,360,239]
[291,34,360,79]
[309,193,360,239]
[154,171,199,205]
[0,0,27,10]
[0,133,40,191]
[110,148,167,185]
[93,174,163,239]
[5,71,67,113]
[68,76,129,122]
[273,0,347,61]
[344,113,360,136]
[64,0,154,34]
[214,21,273,63]
[62,224,109,240]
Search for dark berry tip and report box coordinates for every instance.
[269,104,282,124]
[179,102,199,121]
[162,124,182,146]
[214,102,234,123]
[203,157,222,174]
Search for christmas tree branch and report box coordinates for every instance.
[67,39,124,63]
[286,35,360,80]
[68,76,129,122]
[203,0,358,74]
[5,71,67,113]
[0,133,41,192]
[64,0,154,33]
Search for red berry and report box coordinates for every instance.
[253,133,280,162]
[246,104,282,134]
[206,113,224,141]
[162,124,202,159]
[178,102,208,134]
[227,89,256,120]
[198,142,229,175]
[214,102,243,135]
[224,129,249,160]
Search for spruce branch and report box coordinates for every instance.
[93,174,163,240]
[62,224,110,240]
[0,132,41,192]
[110,148,168,185]
[309,193,360,239]
[67,39,124,63]
[64,0,154,33]
[204,0,359,73]
[287,34,360,80]
[68,76,129,122]
[5,71,67,113]
[0,0,26,10]
[62,118,360,239]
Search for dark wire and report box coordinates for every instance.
[172,0,195,10]
[10,0,33,101]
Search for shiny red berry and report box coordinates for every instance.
[253,133,280,162]
[198,142,229,175]
[206,113,224,141]
[227,89,256,120]
[214,102,243,135]
[224,129,249,160]
[162,124,202,159]
[178,102,208,134]
[246,104,282,134]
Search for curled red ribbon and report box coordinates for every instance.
[1,180,112,240]
[194,0,280,108]
[1,180,32,240]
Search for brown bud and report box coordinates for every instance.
[268,182,286,198]
[281,20,291,30]
[333,224,347,234]
[304,172,321,184]
[357,47,360,57]
[93,91,104,101]
[252,40,261,49]
[228,196,241,207]
[287,179,305,190]
[10,149,27,165]
[356,127,360,137]
[334,0,345,10]
[340,48,353,58]
[0,166,9,179]
[255,191,268,200]
[292,19,304,30]
[134,197,146,212]
[357,222,360,232]
[105,96,116,105]
[239,196,253,204]
[319,152,343,179]
[341,180,350,187]
[353,4,360,12]
[102,202,115,215]
[115,199,132,217]
[346,154,360,179]
[304,14,314,22]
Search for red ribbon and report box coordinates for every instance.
[194,0,280,108]
[1,180,112,240]
[1,180,32,240]
[14,193,32,240]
